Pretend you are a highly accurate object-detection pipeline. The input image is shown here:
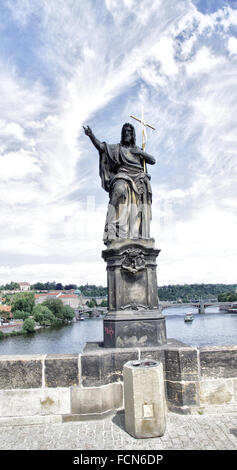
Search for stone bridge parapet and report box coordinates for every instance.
[1,344,237,425]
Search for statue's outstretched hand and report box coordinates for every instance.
[83,125,93,137]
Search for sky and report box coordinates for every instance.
[0,0,236,287]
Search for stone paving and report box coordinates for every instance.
[0,411,237,450]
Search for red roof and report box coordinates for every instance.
[0,305,11,312]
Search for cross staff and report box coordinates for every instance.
[130,112,156,171]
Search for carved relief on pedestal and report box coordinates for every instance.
[121,248,146,274]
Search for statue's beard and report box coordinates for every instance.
[122,137,134,146]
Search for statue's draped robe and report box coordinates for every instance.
[99,143,152,244]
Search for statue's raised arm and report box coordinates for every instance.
[83,125,105,153]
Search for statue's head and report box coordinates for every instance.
[120,123,136,146]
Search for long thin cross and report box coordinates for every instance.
[130,110,156,171]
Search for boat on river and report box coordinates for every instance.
[226,308,237,313]
[184,313,194,322]
[76,315,85,321]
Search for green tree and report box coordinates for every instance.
[64,284,77,290]
[30,282,45,291]
[42,298,64,323]
[62,305,75,321]
[13,310,30,320]
[22,318,35,333]
[33,304,57,326]
[10,292,35,313]
[86,299,97,308]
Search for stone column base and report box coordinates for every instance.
[103,310,167,348]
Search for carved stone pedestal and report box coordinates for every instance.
[102,239,167,348]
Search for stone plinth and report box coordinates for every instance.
[103,311,166,348]
[123,359,166,438]
[102,238,167,348]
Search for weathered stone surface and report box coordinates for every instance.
[199,346,237,378]
[80,352,101,386]
[233,378,237,402]
[45,354,79,387]
[102,239,160,312]
[166,381,198,407]
[199,379,233,405]
[139,347,165,365]
[164,347,199,382]
[0,388,70,417]
[71,382,123,415]
[123,360,166,438]
[81,346,138,386]
[103,312,167,348]
[0,356,43,389]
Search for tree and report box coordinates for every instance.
[86,299,97,308]
[33,304,57,326]
[13,310,30,320]
[42,298,64,323]
[22,318,35,333]
[30,282,45,291]
[64,284,77,290]
[55,283,63,290]
[33,301,74,326]
[10,292,35,313]
[62,305,75,321]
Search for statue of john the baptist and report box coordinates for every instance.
[83,123,156,245]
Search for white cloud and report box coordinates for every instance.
[227,36,237,55]
[0,150,40,180]
[186,46,226,75]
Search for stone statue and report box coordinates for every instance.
[83,123,156,245]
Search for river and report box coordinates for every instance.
[0,306,237,355]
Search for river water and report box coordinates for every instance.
[0,306,237,355]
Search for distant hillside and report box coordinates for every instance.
[158,284,237,302]
[6,281,235,303]
[78,285,107,297]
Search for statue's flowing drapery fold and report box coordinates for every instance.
[99,143,152,244]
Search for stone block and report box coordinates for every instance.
[81,346,138,386]
[103,312,167,348]
[0,356,43,389]
[123,360,166,438]
[233,379,237,402]
[166,381,198,407]
[139,347,165,365]
[199,347,237,378]
[44,354,79,387]
[199,379,234,405]
[164,347,199,382]
[0,388,71,417]
[71,382,123,415]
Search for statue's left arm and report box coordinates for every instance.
[131,148,156,165]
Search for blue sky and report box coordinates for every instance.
[0,0,236,286]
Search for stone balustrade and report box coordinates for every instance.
[1,344,237,425]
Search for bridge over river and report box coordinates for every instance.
[160,301,237,314]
